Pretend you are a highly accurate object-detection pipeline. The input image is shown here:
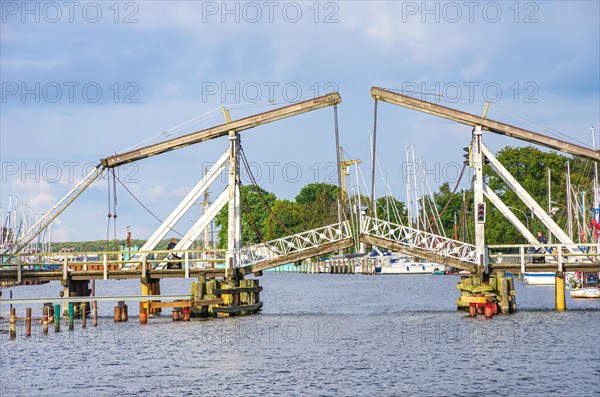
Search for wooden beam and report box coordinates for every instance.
[102,92,341,167]
[148,298,223,309]
[241,237,355,274]
[371,87,599,161]
[460,296,489,304]
[360,233,478,273]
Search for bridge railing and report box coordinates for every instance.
[0,248,227,279]
[360,216,478,264]
[488,243,599,272]
[238,221,352,266]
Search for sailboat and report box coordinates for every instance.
[566,127,600,298]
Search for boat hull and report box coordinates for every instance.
[522,272,556,285]
[568,288,600,298]
[381,263,446,275]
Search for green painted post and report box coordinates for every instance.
[54,304,61,332]
[68,303,74,330]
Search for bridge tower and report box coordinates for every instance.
[471,125,488,275]
[226,129,242,280]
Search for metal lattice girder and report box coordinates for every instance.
[481,144,579,253]
[154,189,228,270]
[360,216,478,265]
[136,151,228,253]
[239,221,353,272]
[482,183,541,246]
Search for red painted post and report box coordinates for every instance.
[469,303,477,317]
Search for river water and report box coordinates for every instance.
[1,273,599,397]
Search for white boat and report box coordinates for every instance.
[376,254,448,275]
[381,261,447,274]
[567,272,600,298]
[569,287,600,298]
[522,272,556,285]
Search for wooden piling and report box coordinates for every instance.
[139,302,147,324]
[81,303,87,328]
[499,278,509,314]
[119,302,128,322]
[507,277,517,313]
[476,294,485,315]
[25,308,32,337]
[484,303,493,318]
[42,306,49,334]
[54,304,61,333]
[114,305,122,322]
[469,303,477,317]
[9,308,16,339]
[92,301,98,327]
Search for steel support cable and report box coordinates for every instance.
[237,178,283,258]
[112,172,185,238]
[456,177,474,242]
[106,170,111,251]
[112,169,118,249]
[433,163,468,226]
[238,146,296,237]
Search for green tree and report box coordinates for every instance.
[295,183,338,205]
[214,185,277,248]
[263,199,303,240]
[432,183,474,240]
[295,183,339,230]
[376,196,408,225]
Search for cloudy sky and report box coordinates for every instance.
[1,1,598,242]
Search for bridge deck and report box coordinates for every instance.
[241,238,355,275]
[360,233,478,272]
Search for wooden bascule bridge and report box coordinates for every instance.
[1,88,599,334]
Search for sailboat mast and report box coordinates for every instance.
[566,161,573,241]
[405,147,412,230]
[547,168,552,243]
[592,127,599,243]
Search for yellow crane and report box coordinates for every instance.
[339,147,361,207]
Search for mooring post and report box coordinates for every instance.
[92,301,98,327]
[141,279,150,316]
[114,305,121,322]
[68,303,74,330]
[555,272,566,311]
[25,308,32,337]
[81,303,87,328]
[120,302,128,322]
[555,245,566,311]
[139,302,148,324]
[54,304,61,332]
[42,306,49,334]
[9,308,16,339]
